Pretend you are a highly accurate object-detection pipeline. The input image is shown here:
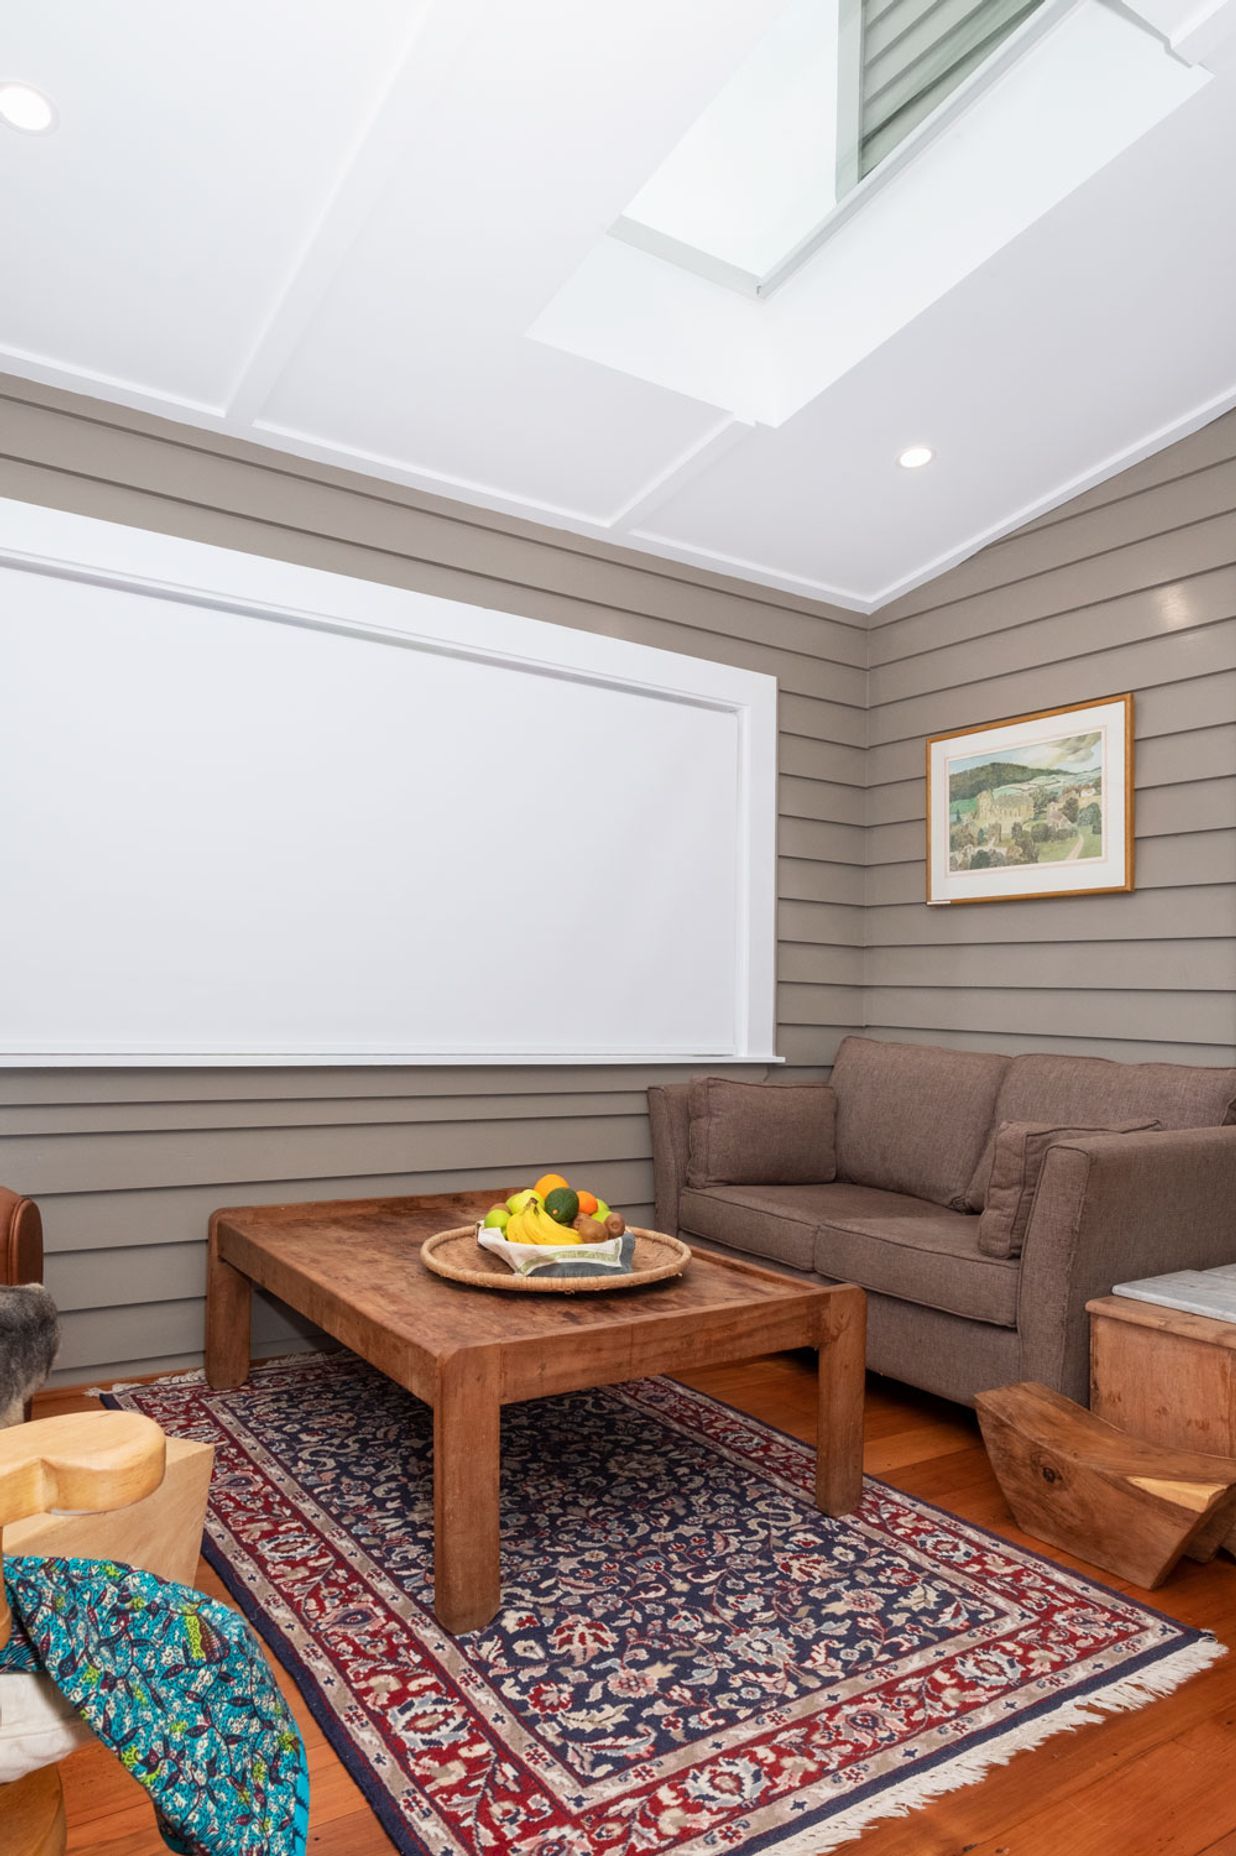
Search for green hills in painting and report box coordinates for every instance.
[947,760,1063,801]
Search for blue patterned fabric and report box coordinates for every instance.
[0,1555,308,1856]
[527,1230,637,1278]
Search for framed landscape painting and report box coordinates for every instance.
[926,694,1134,905]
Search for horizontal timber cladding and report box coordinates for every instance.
[866,407,1236,1075]
[867,621,1236,748]
[0,376,866,1384]
[2,383,1234,1385]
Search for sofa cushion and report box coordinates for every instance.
[814,1198,1020,1328]
[679,1183,844,1271]
[964,1053,1236,1210]
[830,1036,1010,1211]
[679,1180,1019,1327]
[686,1077,837,1188]
[977,1119,1159,1259]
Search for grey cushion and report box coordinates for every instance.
[830,1036,1010,1211]
[679,1180,1019,1327]
[813,1194,1019,1327]
[977,1118,1159,1259]
[686,1077,837,1188]
[964,1052,1236,1210]
[679,1184,842,1271]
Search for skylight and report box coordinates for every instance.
[615,0,1060,296]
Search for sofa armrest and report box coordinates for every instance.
[1018,1126,1236,1403]
[648,1084,692,1237]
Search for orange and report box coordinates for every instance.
[575,1190,599,1216]
[533,1172,569,1200]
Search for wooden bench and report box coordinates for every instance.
[976,1380,1236,1588]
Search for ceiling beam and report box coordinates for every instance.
[224,0,477,427]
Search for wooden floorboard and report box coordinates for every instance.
[33,1353,1236,1855]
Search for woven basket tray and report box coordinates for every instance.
[421,1225,691,1294]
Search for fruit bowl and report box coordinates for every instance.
[421,1225,691,1294]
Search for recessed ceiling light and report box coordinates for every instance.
[898,445,934,470]
[0,82,57,134]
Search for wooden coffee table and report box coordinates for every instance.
[205,1191,866,1634]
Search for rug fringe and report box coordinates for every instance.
[765,1637,1225,1856]
[90,1366,208,1398]
[90,1349,335,1401]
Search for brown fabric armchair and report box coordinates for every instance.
[0,1192,43,1292]
[0,1192,53,1427]
[650,1039,1236,1407]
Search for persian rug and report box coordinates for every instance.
[104,1352,1222,1856]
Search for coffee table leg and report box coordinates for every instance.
[816,1285,866,1515]
[434,1350,501,1635]
[205,1214,252,1390]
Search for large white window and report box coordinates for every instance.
[0,500,778,1066]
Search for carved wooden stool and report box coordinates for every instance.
[976,1380,1236,1588]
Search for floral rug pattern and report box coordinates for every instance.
[105,1352,1220,1856]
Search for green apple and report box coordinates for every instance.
[592,1198,611,1223]
[506,1188,540,1216]
[483,1205,511,1231]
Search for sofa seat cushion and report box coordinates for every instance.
[964,1052,1236,1210]
[679,1181,1020,1328]
[679,1184,843,1272]
[813,1195,1020,1328]
[830,1036,1010,1211]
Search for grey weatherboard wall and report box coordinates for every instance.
[0,377,1232,1385]
[865,409,1236,1067]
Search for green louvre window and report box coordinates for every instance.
[855,0,1048,180]
[614,0,1065,296]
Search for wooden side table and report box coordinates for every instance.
[1088,1293,1236,1558]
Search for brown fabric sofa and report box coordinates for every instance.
[649,1038,1236,1407]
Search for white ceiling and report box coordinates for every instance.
[3,0,1236,612]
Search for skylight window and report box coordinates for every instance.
[615,0,1059,296]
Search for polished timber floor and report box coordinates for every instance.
[37,1354,1236,1856]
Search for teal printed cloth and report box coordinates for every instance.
[0,1555,308,1856]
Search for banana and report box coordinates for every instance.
[506,1206,537,1245]
[530,1200,581,1245]
[502,1198,584,1246]
[524,1200,582,1245]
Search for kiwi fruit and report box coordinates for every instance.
[573,1214,607,1243]
[604,1212,626,1237]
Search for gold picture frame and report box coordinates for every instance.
[925,694,1134,906]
